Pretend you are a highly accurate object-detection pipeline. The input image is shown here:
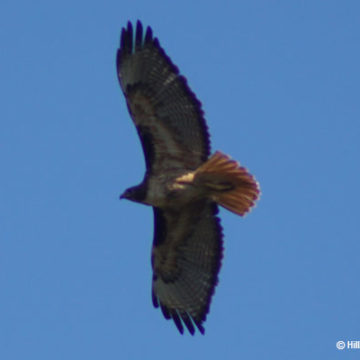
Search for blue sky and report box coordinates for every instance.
[1,1,360,359]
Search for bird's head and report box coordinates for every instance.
[120,184,147,204]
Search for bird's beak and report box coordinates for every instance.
[119,190,127,200]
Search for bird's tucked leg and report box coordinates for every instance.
[193,151,260,216]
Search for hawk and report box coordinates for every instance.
[116,21,260,335]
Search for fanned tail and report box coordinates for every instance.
[194,151,260,216]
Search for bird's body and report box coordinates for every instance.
[116,21,260,335]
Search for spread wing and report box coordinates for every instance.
[151,201,223,335]
[116,21,211,174]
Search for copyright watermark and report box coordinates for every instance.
[336,340,360,350]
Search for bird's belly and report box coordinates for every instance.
[145,173,202,208]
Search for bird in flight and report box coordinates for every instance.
[116,20,260,335]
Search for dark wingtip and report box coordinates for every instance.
[152,288,159,308]
[135,20,143,50]
[160,303,171,320]
[194,319,205,335]
[181,312,195,335]
[145,24,153,43]
[118,21,133,61]
[118,20,155,71]
[172,311,184,335]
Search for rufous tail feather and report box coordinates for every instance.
[194,151,260,216]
